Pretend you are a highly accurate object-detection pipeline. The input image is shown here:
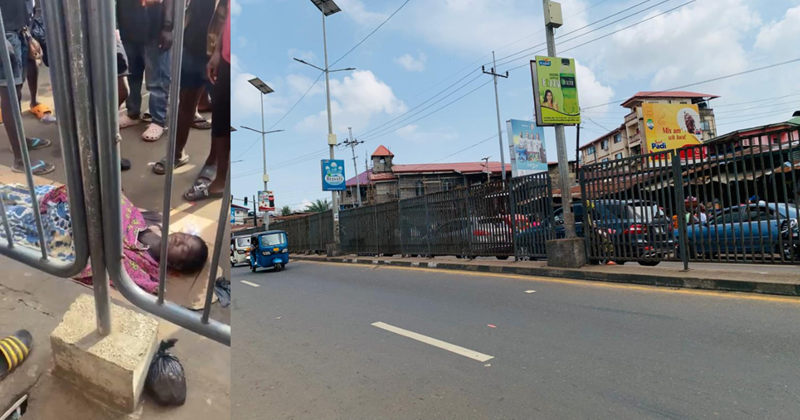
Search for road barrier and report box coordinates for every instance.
[0,0,230,346]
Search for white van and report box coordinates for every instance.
[231,235,252,266]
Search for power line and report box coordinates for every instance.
[710,89,800,108]
[329,0,412,68]
[581,56,800,110]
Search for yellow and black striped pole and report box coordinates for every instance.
[0,330,32,376]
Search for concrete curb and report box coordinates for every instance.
[292,255,800,297]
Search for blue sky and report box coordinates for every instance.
[230,0,800,211]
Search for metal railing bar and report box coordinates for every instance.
[203,169,230,324]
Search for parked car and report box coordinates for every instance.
[516,200,674,265]
[681,203,799,260]
[431,215,524,259]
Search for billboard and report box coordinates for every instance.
[642,103,704,156]
[321,159,346,191]
[506,119,548,177]
[531,56,581,126]
[258,191,275,212]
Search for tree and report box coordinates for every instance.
[280,205,292,216]
[305,199,331,213]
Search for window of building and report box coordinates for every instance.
[601,158,609,163]
[443,179,453,191]
[601,139,608,150]
[587,146,595,155]
[614,152,623,160]
[415,181,424,197]
[614,133,622,143]
[700,121,710,131]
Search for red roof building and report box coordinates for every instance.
[340,145,512,208]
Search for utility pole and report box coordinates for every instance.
[252,195,257,228]
[482,156,491,182]
[482,51,509,181]
[542,0,576,238]
[245,78,279,231]
[342,127,364,207]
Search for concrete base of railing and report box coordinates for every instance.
[326,244,342,257]
[50,295,158,413]
[546,238,587,268]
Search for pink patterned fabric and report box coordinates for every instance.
[41,186,161,294]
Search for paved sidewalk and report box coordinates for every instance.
[291,254,800,297]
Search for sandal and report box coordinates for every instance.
[183,183,223,202]
[191,113,212,130]
[194,164,216,187]
[0,330,33,380]
[12,159,55,175]
[7,137,52,152]
[30,103,57,124]
[119,113,140,129]
[152,153,190,175]
[142,123,166,142]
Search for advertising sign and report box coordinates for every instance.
[531,56,581,126]
[642,103,704,157]
[321,159,346,191]
[230,207,236,224]
[258,191,275,212]
[506,119,548,177]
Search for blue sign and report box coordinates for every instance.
[230,207,236,224]
[506,119,548,177]
[321,159,346,191]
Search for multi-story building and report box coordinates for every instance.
[580,91,719,166]
[340,146,511,208]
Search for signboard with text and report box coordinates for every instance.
[531,56,581,126]
[258,191,275,211]
[506,119,548,177]
[321,159,346,191]
[642,103,704,160]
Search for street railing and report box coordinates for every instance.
[509,172,554,260]
[340,201,401,256]
[0,0,231,345]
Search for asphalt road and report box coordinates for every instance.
[232,261,800,420]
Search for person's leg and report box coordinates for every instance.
[1,87,22,162]
[26,58,38,107]
[207,59,230,192]
[118,76,129,108]
[198,85,212,112]
[176,87,203,154]
[143,42,171,128]
[123,41,144,120]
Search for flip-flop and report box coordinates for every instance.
[191,114,212,130]
[183,184,223,202]
[152,154,190,175]
[0,330,33,380]
[12,160,56,176]
[194,164,217,187]
[8,137,51,152]
[30,103,57,124]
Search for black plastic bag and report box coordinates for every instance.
[145,339,187,406]
[214,277,231,308]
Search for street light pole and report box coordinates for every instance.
[542,0,576,239]
[247,77,277,230]
[321,13,340,242]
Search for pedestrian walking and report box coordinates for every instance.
[117,0,174,142]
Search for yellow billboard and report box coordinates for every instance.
[642,103,704,154]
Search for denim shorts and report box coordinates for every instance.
[0,31,28,87]
[181,51,208,89]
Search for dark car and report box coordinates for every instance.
[516,200,674,265]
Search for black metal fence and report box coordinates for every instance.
[581,126,800,266]
[266,127,799,267]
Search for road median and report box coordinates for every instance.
[291,254,800,297]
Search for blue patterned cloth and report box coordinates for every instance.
[0,184,75,262]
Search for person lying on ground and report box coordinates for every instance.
[0,183,209,294]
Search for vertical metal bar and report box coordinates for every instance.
[0,11,49,259]
[766,139,784,263]
[157,0,187,305]
[203,170,230,323]
[672,151,688,270]
[0,194,12,247]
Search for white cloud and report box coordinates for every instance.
[394,124,459,144]
[296,70,407,134]
[285,74,325,96]
[287,48,317,63]
[595,0,760,88]
[394,53,427,72]
[337,0,389,26]
[754,5,800,52]
[576,63,614,114]
[231,54,285,119]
